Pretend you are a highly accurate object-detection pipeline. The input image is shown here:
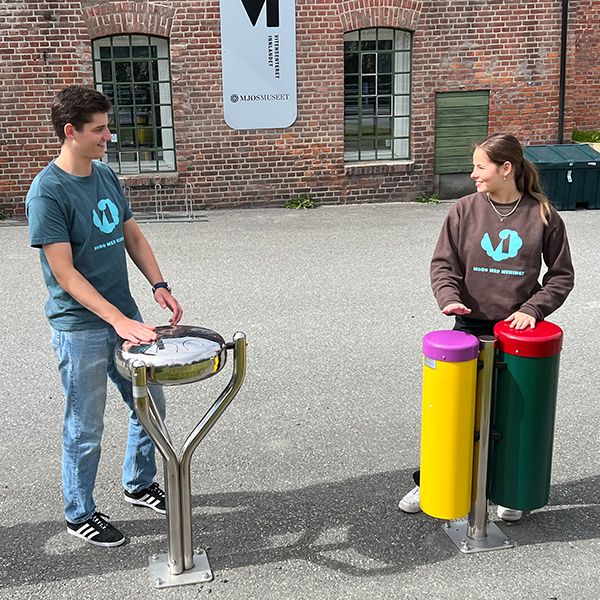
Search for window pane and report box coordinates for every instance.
[131,35,150,55]
[100,61,112,81]
[133,61,150,82]
[117,85,133,104]
[378,53,393,74]
[377,74,392,95]
[344,97,358,117]
[395,73,411,94]
[361,96,376,117]
[361,137,376,151]
[157,59,170,80]
[394,117,410,137]
[395,30,411,50]
[137,126,154,147]
[94,39,111,59]
[393,138,409,158]
[115,62,132,82]
[344,52,359,74]
[361,53,376,74]
[120,128,136,147]
[344,75,359,97]
[134,83,152,104]
[378,29,393,50]
[344,39,358,53]
[158,82,172,104]
[121,151,138,163]
[151,37,169,59]
[394,95,410,116]
[118,107,134,127]
[113,45,130,59]
[159,150,176,170]
[377,117,392,136]
[360,29,376,51]
[140,155,158,172]
[396,51,410,73]
[344,116,359,136]
[344,133,359,154]
[362,76,376,96]
[161,128,175,150]
[100,83,114,102]
[377,96,392,116]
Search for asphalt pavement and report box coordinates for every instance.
[1,202,598,600]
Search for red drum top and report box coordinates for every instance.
[493,320,563,358]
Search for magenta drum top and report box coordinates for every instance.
[422,330,480,363]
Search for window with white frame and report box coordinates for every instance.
[92,35,176,174]
[344,28,412,162]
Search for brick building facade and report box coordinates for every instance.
[1,0,598,215]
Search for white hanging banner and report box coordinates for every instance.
[220,0,297,129]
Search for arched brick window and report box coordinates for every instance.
[344,28,411,162]
[92,34,176,174]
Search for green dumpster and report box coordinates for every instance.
[524,143,600,210]
[488,320,563,511]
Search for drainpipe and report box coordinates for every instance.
[557,0,569,143]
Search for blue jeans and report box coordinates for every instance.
[51,316,165,523]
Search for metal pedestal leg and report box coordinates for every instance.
[130,332,247,588]
[444,336,514,554]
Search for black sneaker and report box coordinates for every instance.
[66,512,125,547]
[124,482,166,514]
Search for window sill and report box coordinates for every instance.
[344,160,414,176]
[117,172,179,187]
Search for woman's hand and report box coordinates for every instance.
[442,302,471,316]
[505,311,536,330]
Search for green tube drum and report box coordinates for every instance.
[488,320,563,510]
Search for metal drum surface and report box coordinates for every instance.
[115,325,227,385]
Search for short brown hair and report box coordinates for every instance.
[51,86,111,143]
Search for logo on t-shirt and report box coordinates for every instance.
[92,198,120,234]
[481,229,523,261]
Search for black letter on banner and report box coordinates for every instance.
[240,0,279,27]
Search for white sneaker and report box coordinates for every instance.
[398,485,421,513]
[497,505,523,522]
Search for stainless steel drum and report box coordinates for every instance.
[117,326,247,589]
[115,325,228,385]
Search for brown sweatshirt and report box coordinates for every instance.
[430,193,574,321]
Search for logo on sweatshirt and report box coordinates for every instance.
[481,229,522,261]
[92,198,120,234]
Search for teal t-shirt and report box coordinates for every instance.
[26,160,139,330]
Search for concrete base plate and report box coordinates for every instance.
[443,519,514,554]
[148,550,214,588]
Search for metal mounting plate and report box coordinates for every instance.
[149,550,214,588]
[443,519,514,554]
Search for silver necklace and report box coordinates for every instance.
[486,194,521,221]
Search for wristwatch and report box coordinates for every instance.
[152,281,171,294]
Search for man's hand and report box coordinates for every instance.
[154,288,183,325]
[505,311,536,330]
[113,315,157,343]
[442,302,472,316]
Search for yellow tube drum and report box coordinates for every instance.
[420,330,479,519]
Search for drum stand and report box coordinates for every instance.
[129,332,247,588]
[443,336,514,553]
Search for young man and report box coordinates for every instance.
[26,85,183,547]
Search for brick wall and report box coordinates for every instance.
[1,0,598,216]
[571,0,600,131]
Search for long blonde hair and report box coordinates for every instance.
[477,133,552,225]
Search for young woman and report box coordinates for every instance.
[399,132,575,521]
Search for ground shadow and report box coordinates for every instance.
[1,470,598,588]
